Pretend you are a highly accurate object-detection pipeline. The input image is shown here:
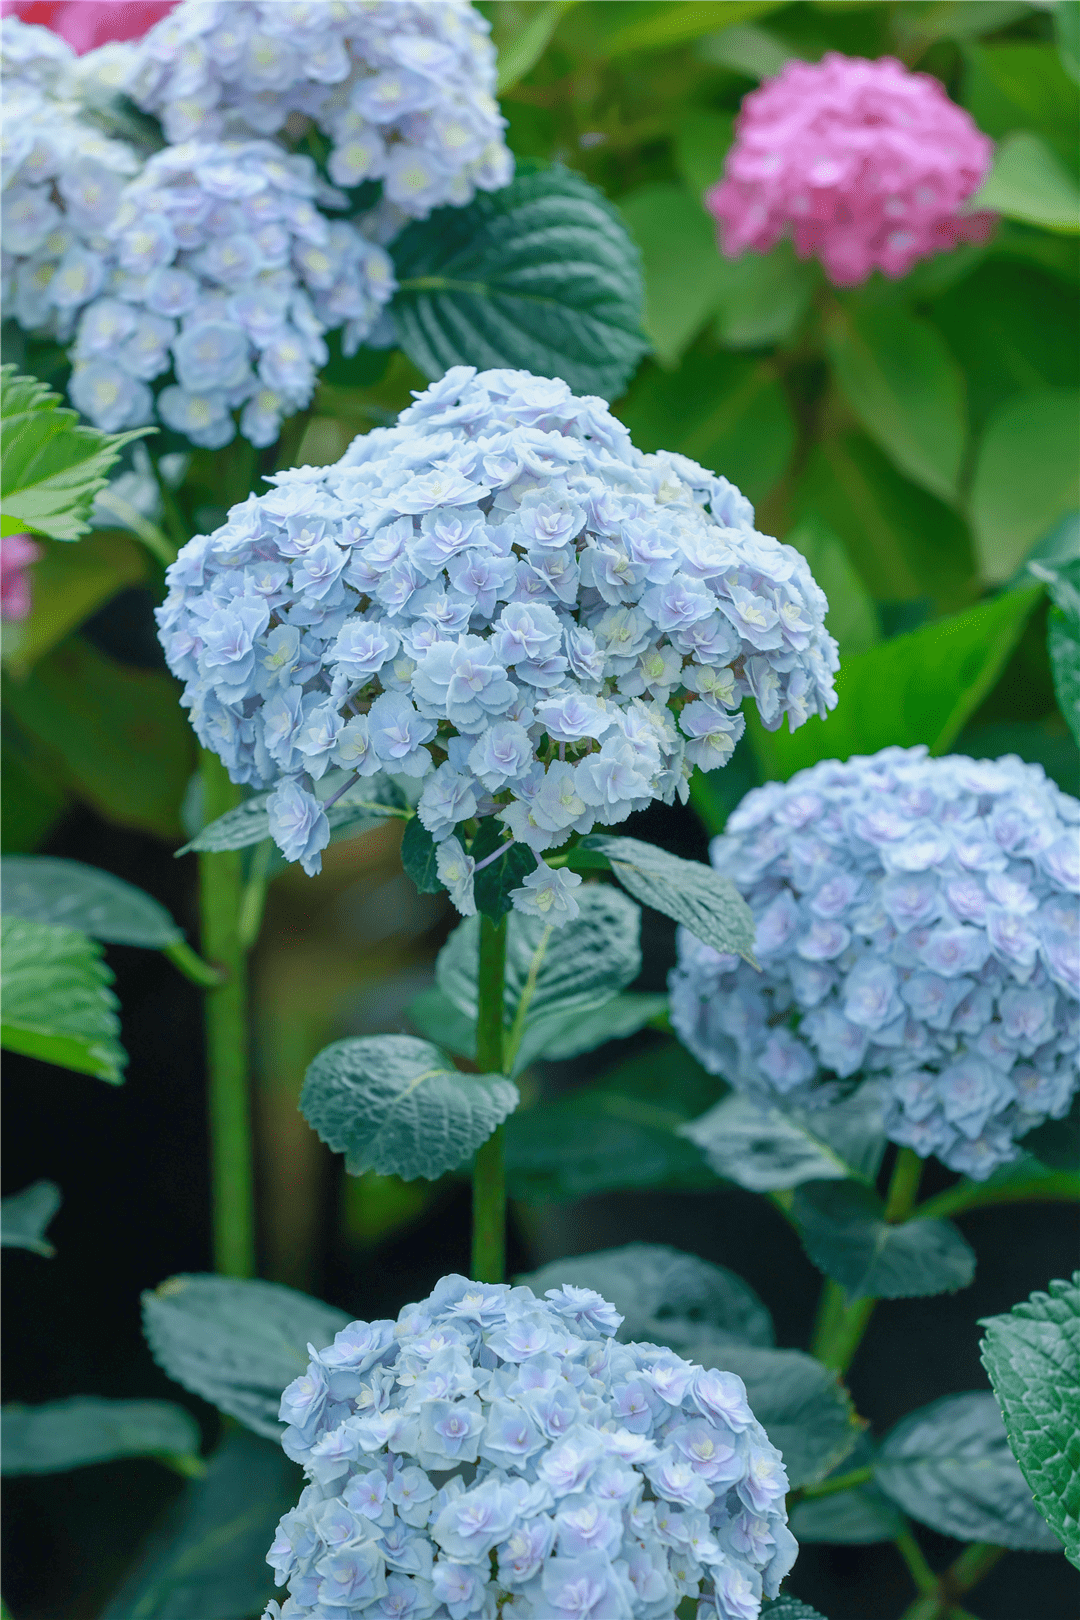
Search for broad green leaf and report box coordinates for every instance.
[761,1601,830,1620]
[300,1035,519,1180]
[784,513,880,656]
[523,990,669,1063]
[699,21,792,78]
[790,1481,902,1544]
[875,1391,1063,1550]
[99,1428,301,1620]
[143,1274,349,1439]
[973,131,1080,234]
[980,1274,1080,1566]
[965,43,1080,150]
[389,166,647,402]
[490,0,578,91]
[713,241,816,352]
[793,1181,975,1304]
[581,834,756,962]
[519,1243,774,1350]
[619,182,730,366]
[406,985,477,1060]
[1,855,183,948]
[178,771,407,856]
[0,1179,60,1257]
[1058,0,1080,86]
[586,0,785,57]
[825,304,967,503]
[1,1397,200,1475]
[0,914,125,1084]
[1049,605,1080,748]
[673,109,734,205]
[970,391,1080,582]
[1021,1094,1080,1173]
[0,528,147,674]
[399,813,444,894]
[893,2,1030,52]
[470,816,538,921]
[0,366,149,542]
[680,1085,886,1193]
[747,586,1044,781]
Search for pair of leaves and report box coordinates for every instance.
[793,1181,976,1305]
[1,1397,200,1476]
[681,1085,887,1195]
[0,1179,61,1258]
[1,914,126,1084]
[980,1273,1080,1566]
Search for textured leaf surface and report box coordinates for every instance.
[0,915,126,1084]
[180,772,405,856]
[793,1180,975,1303]
[143,1274,349,1439]
[0,366,148,541]
[524,991,669,1064]
[581,835,755,961]
[980,1274,1080,1565]
[519,1243,774,1351]
[99,1429,301,1620]
[0,1179,60,1257]
[681,1085,886,1192]
[1,855,182,948]
[300,1035,518,1181]
[761,1599,830,1619]
[390,166,647,401]
[875,1391,1063,1550]
[1,1397,200,1475]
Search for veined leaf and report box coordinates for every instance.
[581,835,755,962]
[793,1180,975,1303]
[1,855,183,948]
[680,1084,886,1193]
[0,914,126,1084]
[178,771,407,856]
[0,1180,60,1257]
[1,1397,200,1475]
[522,990,669,1064]
[761,1601,830,1620]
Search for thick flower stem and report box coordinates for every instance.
[472,913,508,1284]
[884,1146,924,1222]
[198,750,257,1279]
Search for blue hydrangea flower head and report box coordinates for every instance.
[127,0,512,232]
[155,366,840,910]
[263,1273,796,1620]
[670,747,1080,1179]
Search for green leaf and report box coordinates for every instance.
[400,813,444,895]
[973,131,1080,234]
[681,1085,887,1193]
[389,166,647,402]
[0,914,126,1084]
[0,366,150,542]
[179,771,406,857]
[518,1243,774,1350]
[824,304,967,504]
[1049,604,1080,747]
[98,1428,301,1620]
[784,513,880,657]
[875,1391,1063,1550]
[1,1397,200,1475]
[1021,1094,1080,1173]
[893,1,1031,52]
[979,1273,1080,1566]
[470,817,538,921]
[524,990,669,1062]
[790,1481,903,1545]
[619,181,731,367]
[761,1600,831,1620]
[142,1274,349,1438]
[0,1179,60,1257]
[713,241,816,352]
[964,43,1080,153]
[405,985,477,1060]
[490,0,578,91]
[581,834,756,962]
[747,586,1044,781]
[970,390,1080,582]
[1058,0,1080,87]
[587,0,786,56]
[0,528,148,674]
[699,20,792,79]
[673,109,734,205]
[1,855,183,948]
[300,1034,519,1180]
[793,1181,975,1304]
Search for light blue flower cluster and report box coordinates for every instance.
[155,367,839,909]
[670,747,1080,1180]
[68,138,395,445]
[264,1273,796,1620]
[128,0,512,230]
[1,19,140,343]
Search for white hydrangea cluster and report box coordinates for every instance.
[128,0,512,231]
[265,1273,797,1620]
[154,367,839,914]
[670,747,1080,1180]
[1,18,140,343]
[68,138,396,446]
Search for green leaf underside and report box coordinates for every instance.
[789,1482,903,1545]
[1,1397,200,1475]
[581,835,756,963]
[1,855,183,948]
[0,914,126,1084]
[98,1428,301,1620]
[875,1391,1063,1550]
[142,1275,349,1439]
[389,166,647,401]
[406,985,477,1060]
[680,1084,886,1193]
[0,365,149,541]
[793,1180,975,1303]
[0,1179,61,1257]
[980,1273,1080,1566]
[178,771,407,857]
[300,1035,519,1181]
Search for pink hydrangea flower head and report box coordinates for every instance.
[1,534,42,621]
[0,1,177,54]
[705,53,997,287]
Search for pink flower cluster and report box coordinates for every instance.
[0,0,176,54]
[1,535,42,621]
[706,53,996,287]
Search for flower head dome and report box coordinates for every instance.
[264,1272,797,1620]
[155,366,839,901]
[705,53,996,287]
[67,138,395,443]
[127,0,512,233]
[670,747,1080,1180]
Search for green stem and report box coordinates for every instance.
[198,751,256,1278]
[895,1528,939,1597]
[796,1463,874,1501]
[472,914,508,1283]
[237,837,273,952]
[912,1170,1080,1222]
[884,1146,924,1222]
[945,1541,1005,1596]
[93,488,177,567]
[163,939,226,988]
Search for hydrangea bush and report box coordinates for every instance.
[266,1274,795,1620]
[670,747,1080,1178]
[154,365,839,903]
